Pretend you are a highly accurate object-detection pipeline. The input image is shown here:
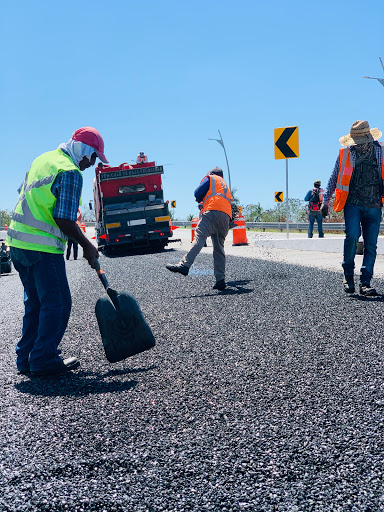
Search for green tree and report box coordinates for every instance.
[243,203,264,222]
[259,199,307,222]
[288,198,307,222]
[187,213,194,221]
[81,205,96,222]
[230,188,240,205]
[1,210,12,226]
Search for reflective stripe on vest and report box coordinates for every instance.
[201,175,232,216]
[12,175,66,240]
[7,227,65,251]
[334,145,384,212]
[336,148,351,192]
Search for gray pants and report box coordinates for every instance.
[181,210,230,281]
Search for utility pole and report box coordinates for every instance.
[208,129,232,191]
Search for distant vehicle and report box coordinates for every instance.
[92,160,175,252]
[363,57,384,87]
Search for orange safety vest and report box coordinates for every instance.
[201,175,233,217]
[334,145,384,212]
[136,155,148,163]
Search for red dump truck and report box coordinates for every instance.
[92,160,175,251]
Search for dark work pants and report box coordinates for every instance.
[10,247,72,372]
[342,204,382,284]
[308,211,324,238]
[66,239,78,260]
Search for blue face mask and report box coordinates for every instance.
[58,140,96,169]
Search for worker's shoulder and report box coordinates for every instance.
[33,149,78,170]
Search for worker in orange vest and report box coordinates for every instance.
[322,120,384,296]
[166,167,233,290]
[66,209,82,260]
[136,152,148,164]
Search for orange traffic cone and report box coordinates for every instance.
[81,222,86,233]
[191,218,199,242]
[232,216,248,246]
[4,224,8,231]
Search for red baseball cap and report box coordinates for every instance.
[72,127,108,163]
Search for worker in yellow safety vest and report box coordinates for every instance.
[322,120,384,296]
[6,127,108,376]
[166,167,233,290]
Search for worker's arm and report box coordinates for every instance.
[323,154,340,205]
[304,190,312,202]
[54,218,98,268]
[51,170,98,268]
[194,177,210,203]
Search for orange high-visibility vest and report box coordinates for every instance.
[136,155,148,164]
[201,175,233,217]
[334,145,384,212]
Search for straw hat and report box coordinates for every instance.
[339,120,382,146]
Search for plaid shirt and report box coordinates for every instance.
[52,170,83,221]
[323,142,383,204]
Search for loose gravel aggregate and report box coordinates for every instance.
[1,245,384,512]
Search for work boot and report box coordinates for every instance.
[213,279,226,291]
[359,283,377,297]
[343,276,355,294]
[31,357,80,377]
[166,263,189,276]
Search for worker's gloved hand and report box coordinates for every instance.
[321,204,329,218]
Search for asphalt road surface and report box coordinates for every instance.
[1,241,384,511]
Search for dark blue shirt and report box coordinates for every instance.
[194,177,210,203]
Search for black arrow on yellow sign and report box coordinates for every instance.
[171,200,176,208]
[274,126,299,159]
[275,127,297,158]
[275,191,283,202]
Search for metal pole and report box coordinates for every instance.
[286,159,289,239]
[218,130,232,191]
[209,130,232,192]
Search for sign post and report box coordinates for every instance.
[274,126,299,239]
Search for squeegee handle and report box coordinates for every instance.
[94,258,110,290]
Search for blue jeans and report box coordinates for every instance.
[308,211,324,237]
[11,247,72,372]
[342,204,382,284]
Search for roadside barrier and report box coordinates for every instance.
[232,216,248,246]
[191,218,199,242]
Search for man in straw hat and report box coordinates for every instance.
[322,120,384,296]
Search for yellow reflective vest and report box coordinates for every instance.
[6,149,81,254]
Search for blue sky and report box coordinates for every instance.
[1,0,383,220]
